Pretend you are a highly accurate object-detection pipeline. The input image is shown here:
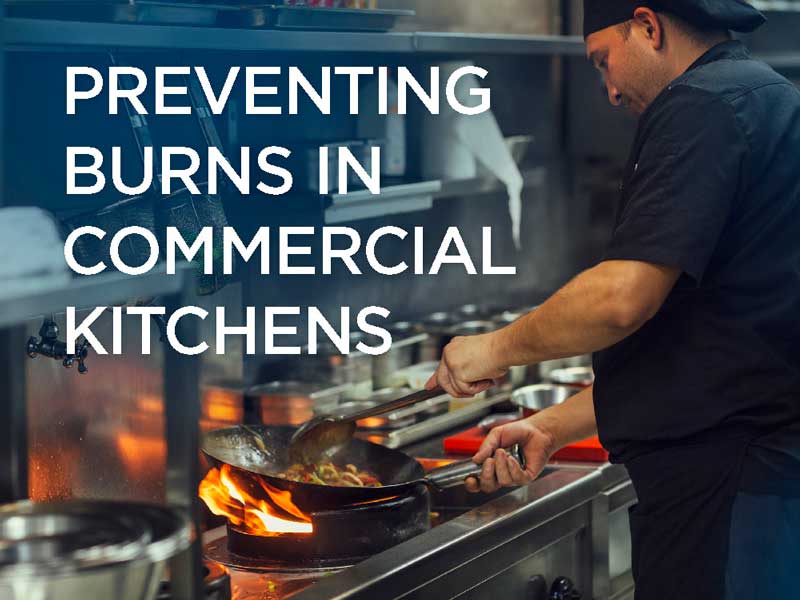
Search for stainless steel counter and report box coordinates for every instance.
[291,461,635,600]
[200,407,636,600]
[272,406,638,600]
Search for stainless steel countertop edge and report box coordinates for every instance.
[292,467,604,600]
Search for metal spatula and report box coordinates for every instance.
[289,387,446,463]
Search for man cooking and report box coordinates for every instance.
[425,1,800,598]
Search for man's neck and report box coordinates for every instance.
[669,34,732,81]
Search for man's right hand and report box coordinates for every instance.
[466,418,558,494]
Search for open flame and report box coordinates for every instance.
[199,464,313,535]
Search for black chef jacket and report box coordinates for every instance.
[593,40,800,462]
[591,40,800,600]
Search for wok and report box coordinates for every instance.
[202,425,523,512]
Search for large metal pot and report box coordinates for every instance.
[373,323,428,389]
[0,501,190,600]
[295,332,376,400]
[245,380,353,426]
[415,311,460,361]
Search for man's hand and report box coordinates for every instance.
[465,418,557,493]
[424,332,508,398]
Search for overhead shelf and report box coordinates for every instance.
[750,0,800,12]
[758,53,800,70]
[322,169,546,223]
[0,263,191,328]
[413,32,585,57]
[435,168,546,200]
[3,17,586,56]
[325,180,441,224]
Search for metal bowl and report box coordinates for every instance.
[537,354,592,381]
[0,502,150,575]
[510,384,580,417]
[0,501,190,600]
[545,367,595,387]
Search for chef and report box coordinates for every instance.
[426,1,800,598]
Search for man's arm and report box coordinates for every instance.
[498,259,681,366]
[426,259,681,397]
[467,386,597,493]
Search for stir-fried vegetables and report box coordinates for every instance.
[277,462,382,487]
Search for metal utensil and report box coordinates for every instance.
[289,387,445,463]
[239,424,269,454]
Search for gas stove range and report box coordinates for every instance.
[197,391,610,600]
[200,464,603,600]
[203,494,476,600]
[203,485,481,600]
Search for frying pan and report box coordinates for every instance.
[202,425,523,512]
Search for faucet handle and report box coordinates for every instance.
[26,317,90,375]
[63,338,90,374]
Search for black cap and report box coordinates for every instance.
[583,0,766,39]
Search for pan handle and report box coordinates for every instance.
[423,445,526,491]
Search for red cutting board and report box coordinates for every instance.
[443,426,609,462]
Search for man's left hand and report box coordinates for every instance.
[424,332,508,398]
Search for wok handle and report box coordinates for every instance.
[423,445,526,491]
[340,387,446,422]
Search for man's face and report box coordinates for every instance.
[585,24,664,115]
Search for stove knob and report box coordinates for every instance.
[526,575,548,600]
[549,576,582,600]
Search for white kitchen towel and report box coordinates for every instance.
[0,207,71,296]
[422,61,525,249]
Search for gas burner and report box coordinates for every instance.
[208,561,327,600]
[204,536,354,572]
[203,532,351,600]
[206,490,430,569]
[156,560,231,599]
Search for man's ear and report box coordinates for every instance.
[632,7,664,49]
